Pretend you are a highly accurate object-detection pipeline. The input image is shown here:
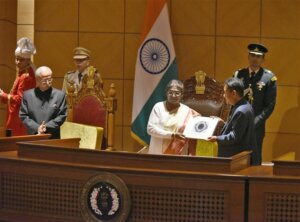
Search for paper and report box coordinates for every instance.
[183,116,219,140]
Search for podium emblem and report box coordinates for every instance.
[81,173,131,222]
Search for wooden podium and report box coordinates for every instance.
[0,139,251,222]
[0,134,51,152]
[238,160,300,222]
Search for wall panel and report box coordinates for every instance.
[0,0,295,159]
[35,0,78,32]
[0,0,17,128]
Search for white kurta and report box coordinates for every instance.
[147,101,191,154]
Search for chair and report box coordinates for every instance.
[182,70,230,126]
[65,66,117,150]
[181,71,230,157]
[60,122,103,150]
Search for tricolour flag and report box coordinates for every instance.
[131,0,178,146]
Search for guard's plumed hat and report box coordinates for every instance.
[73,47,90,59]
[248,43,268,55]
[15,37,36,59]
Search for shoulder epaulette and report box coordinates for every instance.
[233,69,243,77]
[271,76,277,82]
[264,69,272,74]
[67,70,75,75]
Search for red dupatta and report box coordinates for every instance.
[163,109,193,155]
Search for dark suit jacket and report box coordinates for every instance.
[19,87,67,139]
[217,98,259,165]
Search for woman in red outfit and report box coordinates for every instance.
[0,37,37,136]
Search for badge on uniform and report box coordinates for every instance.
[256,82,266,91]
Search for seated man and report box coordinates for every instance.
[62,46,103,94]
[20,66,67,139]
[208,77,259,165]
[147,79,198,155]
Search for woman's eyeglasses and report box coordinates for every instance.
[167,91,182,96]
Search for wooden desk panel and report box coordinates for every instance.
[0,152,246,222]
[273,159,300,176]
[0,127,4,137]
[0,134,51,152]
[248,177,300,222]
[17,139,251,174]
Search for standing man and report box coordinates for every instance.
[234,43,277,164]
[20,66,67,139]
[62,47,103,93]
[0,37,37,136]
[208,78,259,165]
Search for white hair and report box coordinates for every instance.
[35,66,52,78]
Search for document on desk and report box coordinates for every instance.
[183,116,219,140]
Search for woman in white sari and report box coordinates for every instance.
[147,80,198,155]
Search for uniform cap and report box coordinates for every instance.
[15,37,36,59]
[73,47,90,59]
[248,43,268,55]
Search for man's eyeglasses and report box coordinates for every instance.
[40,78,52,84]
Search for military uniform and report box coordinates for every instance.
[62,69,85,93]
[62,67,103,93]
[62,46,103,94]
[234,66,277,164]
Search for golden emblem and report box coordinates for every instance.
[195,70,206,94]
[87,66,96,89]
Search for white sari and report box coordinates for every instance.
[147,102,192,154]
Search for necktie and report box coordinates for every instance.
[78,73,82,83]
[250,71,255,79]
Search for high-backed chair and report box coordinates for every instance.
[65,66,117,150]
[181,70,231,135]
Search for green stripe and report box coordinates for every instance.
[131,59,178,145]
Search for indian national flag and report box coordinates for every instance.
[131,0,178,146]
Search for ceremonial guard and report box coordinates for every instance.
[0,37,37,136]
[234,43,277,164]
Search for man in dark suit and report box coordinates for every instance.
[208,78,259,165]
[234,43,277,164]
[20,66,67,139]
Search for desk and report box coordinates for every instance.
[17,139,251,174]
[0,127,4,137]
[273,159,300,176]
[240,165,300,222]
[0,139,247,222]
[0,134,51,152]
